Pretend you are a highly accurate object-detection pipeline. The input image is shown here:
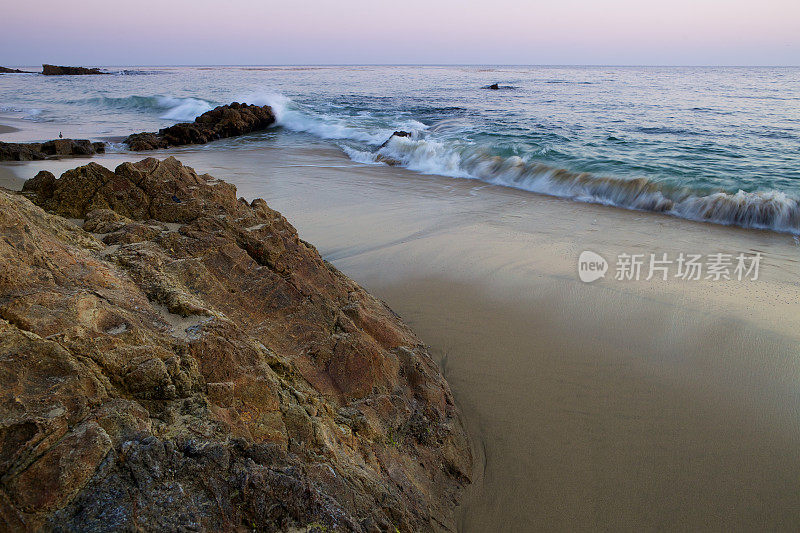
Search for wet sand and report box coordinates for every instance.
[0,114,100,143]
[4,142,800,530]
[0,164,25,190]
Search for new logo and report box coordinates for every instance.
[578,250,608,283]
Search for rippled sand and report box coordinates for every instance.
[5,141,800,531]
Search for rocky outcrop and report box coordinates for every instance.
[41,64,107,75]
[0,67,30,74]
[125,103,276,151]
[1,156,471,531]
[0,139,105,161]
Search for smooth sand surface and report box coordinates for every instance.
[4,143,800,531]
[0,124,21,135]
[0,164,25,190]
[0,114,104,143]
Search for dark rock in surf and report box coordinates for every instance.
[378,130,412,148]
[42,64,108,75]
[484,84,518,91]
[0,139,105,161]
[375,154,402,166]
[375,131,413,165]
[124,102,276,151]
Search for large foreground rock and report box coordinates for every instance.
[41,64,107,75]
[1,157,471,531]
[0,139,105,161]
[125,103,276,150]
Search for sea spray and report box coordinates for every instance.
[156,97,213,121]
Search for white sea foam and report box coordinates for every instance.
[103,142,128,153]
[156,97,212,121]
[0,106,44,120]
[238,92,427,145]
[340,146,381,165]
[238,94,800,234]
[373,135,800,233]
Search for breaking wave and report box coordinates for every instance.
[234,93,800,234]
[364,134,800,234]
[241,92,428,144]
[89,95,213,121]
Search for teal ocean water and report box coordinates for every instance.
[1,65,799,232]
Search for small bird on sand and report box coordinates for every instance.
[58,132,63,139]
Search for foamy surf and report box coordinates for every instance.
[87,90,800,234]
[363,132,800,234]
[156,97,212,121]
[241,92,428,145]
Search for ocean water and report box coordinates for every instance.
[1,65,799,232]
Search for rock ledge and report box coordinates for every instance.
[42,64,108,75]
[125,103,276,151]
[0,139,105,161]
[1,156,471,531]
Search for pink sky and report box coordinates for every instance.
[2,0,799,65]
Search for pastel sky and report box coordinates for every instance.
[2,0,799,66]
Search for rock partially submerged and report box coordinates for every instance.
[374,131,413,166]
[379,130,413,149]
[0,139,105,161]
[483,83,515,91]
[42,64,107,75]
[125,102,276,150]
[0,67,31,74]
[2,156,471,531]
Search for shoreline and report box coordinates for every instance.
[4,143,799,529]
[222,145,800,530]
[1,88,798,236]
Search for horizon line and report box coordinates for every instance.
[3,63,800,69]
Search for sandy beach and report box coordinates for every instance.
[4,142,800,530]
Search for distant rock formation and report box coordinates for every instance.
[1,156,471,531]
[488,83,500,90]
[42,64,108,75]
[0,67,30,74]
[125,102,276,150]
[0,138,105,161]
